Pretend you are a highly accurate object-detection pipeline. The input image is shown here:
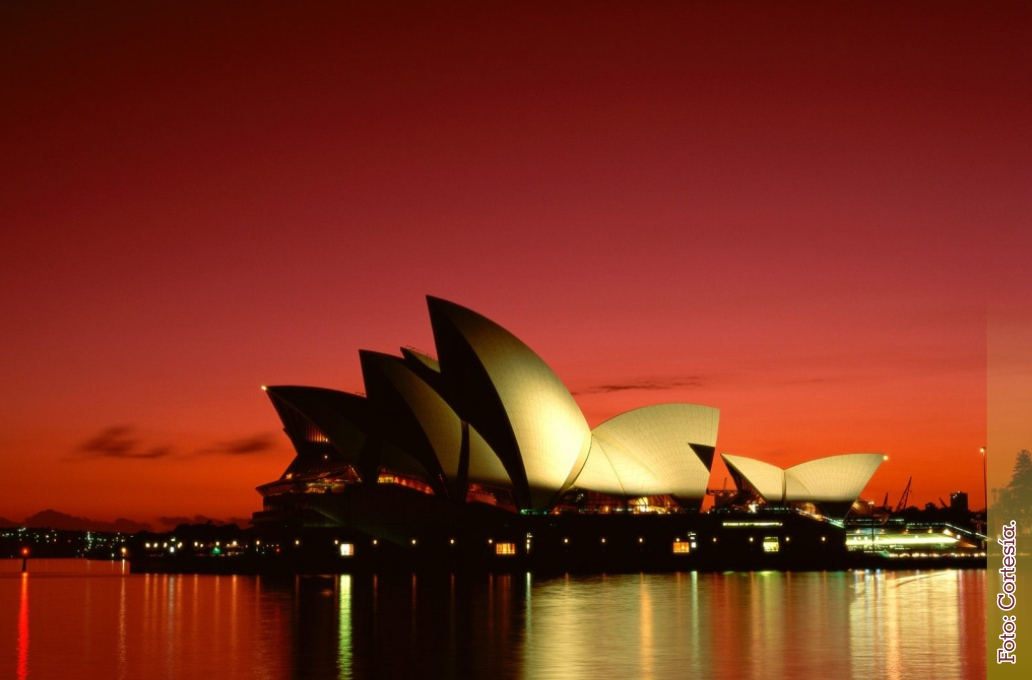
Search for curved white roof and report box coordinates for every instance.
[787,453,886,502]
[428,297,591,509]
[721,452,885,508]
[401,347,440,372]
[572,404,718,501]
[468,425,512,489]
[361,351,513,497]
[265,296,891,520]
[263,386,369,463]
[361,352,464,483]
[574,437,656,496]
[721,454,786,500]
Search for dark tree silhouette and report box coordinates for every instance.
[997,449,1032,533]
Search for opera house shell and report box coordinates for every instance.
[721,453,886,518]
[255,296,883,541]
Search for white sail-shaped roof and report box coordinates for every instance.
[361,351,463,483]
[262,385,370,475]
[468,425,512,488]
[360,350,513,499]
[573,404,719,502]
[721,454,787,500]
[574,437,654,496]
[721,452,885,513]
[428,296,591,509]
[787,454,886,503]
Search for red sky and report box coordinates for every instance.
[1,1,1028,526]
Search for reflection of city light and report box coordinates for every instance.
[18,573,28,680]
[338,575,352,676]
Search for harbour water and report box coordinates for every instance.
[2,559,985,679]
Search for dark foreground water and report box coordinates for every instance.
[2,559,984,679]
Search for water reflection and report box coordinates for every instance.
[848,569,986,680]
[17,573,28,680]
[1,560,984,679]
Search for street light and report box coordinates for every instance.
[980,446,987,512]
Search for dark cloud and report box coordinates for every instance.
[74,426,174,459]
[198,433,277,456]
[73,427,277,461]
[574,376,707,395]
[138,445,174,459]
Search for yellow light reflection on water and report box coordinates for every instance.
[338,575,352,677]
[848,570,980,680]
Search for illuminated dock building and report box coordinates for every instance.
[252,296,889,570]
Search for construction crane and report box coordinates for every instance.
[894,476,912,513]
[707,476,738,509]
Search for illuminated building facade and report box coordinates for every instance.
[720,453,887,518]
[252,296,887,567]
[256,297,722,525]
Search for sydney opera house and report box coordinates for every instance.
[252,296,886,569]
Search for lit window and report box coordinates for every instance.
[339,543,354,557]
[673,542,691,554]
[495,542,517,556]
[763,537,779,553]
